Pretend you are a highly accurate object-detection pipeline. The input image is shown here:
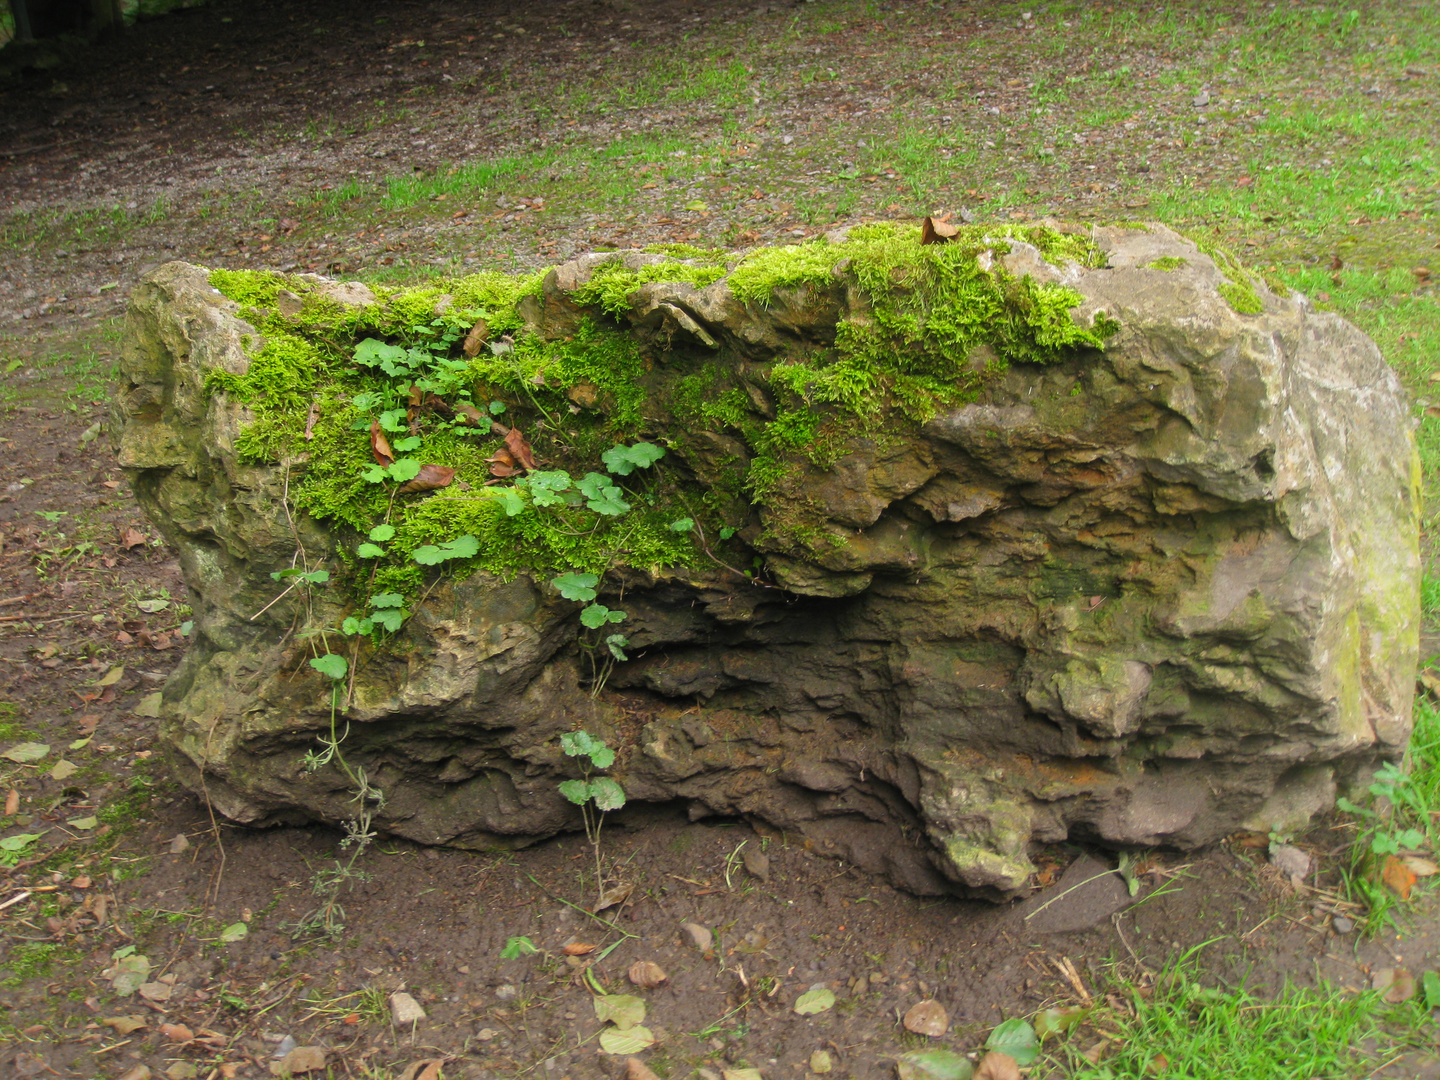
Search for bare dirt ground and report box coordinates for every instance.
[2,0,1439,1077]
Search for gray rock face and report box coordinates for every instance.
[114,224,1419,899]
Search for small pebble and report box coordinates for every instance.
[1332,915,1355,934]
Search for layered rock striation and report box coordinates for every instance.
[114,223,1419,897]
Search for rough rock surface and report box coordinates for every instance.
[115,224,1419,899]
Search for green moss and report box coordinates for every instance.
[1217,280,1265,315]
[1186,236,1267,315]
[209,268,290,308]
[1148,256,1188,271]
[642,243,728,264]
[570,257,727,318]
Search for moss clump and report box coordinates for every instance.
[570,257,727,318]
[1148,256,1188,271]
[1183,237,1266,316]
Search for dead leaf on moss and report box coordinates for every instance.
[396,464,457,495]
[462,318,490,358]
[920,216,959,245]
[371,421,395,467]
[504,427,538,471]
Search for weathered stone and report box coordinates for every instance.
[116,223,1419,900]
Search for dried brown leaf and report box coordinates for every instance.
[397,1060,446,1080]
[504,426,538,471]
[1382,854,1417,900]
[1384,968,1417,1003]
[102,1015,148,1035]
[4,787,17,816]
[920,216,959,245]
[159,1022,194,1042]
[486,446,518,478]
[902,999,949,1037]
[303,399,321,441]
[624,1059,661,1080]
[396,464,458,495]
[1402,855,1440,877]
[627,960,669,989]
[462,318,490,358]
[563,942,597,956]
[119,527,147,550]
[370,421,395,467]
[973,1052,1020,1080]
[596,881,635,912]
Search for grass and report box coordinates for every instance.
[1065,954,1434,1079]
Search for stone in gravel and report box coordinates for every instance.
[495,984,518,1001]
[118,1068,152,1080]
[741,846,770,882]
[270,1046,327,1076]
[164,1064,197,1080]
[1193,89,1211,107]
[681,922,713,952]
[168,833,190,855]
[1332,915,1355,934]
[389,992,427,1025]
[1269,844,1311,881]
[627,961,668,989]
[138,982,172,1003]
[1015,854,1130,933]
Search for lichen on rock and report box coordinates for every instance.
[115,221,1419,899]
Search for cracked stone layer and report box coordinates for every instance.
[114,224,1419,899]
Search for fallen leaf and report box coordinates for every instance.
[598,1025,655,1055]
[396,464,457,495]
[95,665,126,687]
[562,942,597,956]
[77,714,101,734]
[594,993,646,1030]
[794,987,836,1015]
[275,1046,327,1075]
[1382,967,1417,1003]
[1034,1005,1090,1037]
[721,1071,762,1080]
[504,426,538,471]
[1401,855,1440,877]
[220,922,248,943]
[371,420,395,467]
[627,960,669,989]
[159,1022,194,1042]
[985,1019,1039,1066]
[107,953,151,996]
[138,981,173,1003]
[895,1049,974,1080]
[596,881,635,911]
[66,815,99,830]
[973,1053,1020,1080]
[5,787,19,815]
[3,742,50,763]
[397,1060,446,1080]
[920,216,960,245]
[462,319,490,358]
[119,527,147,549]
[624,1058,662,1080]
[680,921,713,952]
[71,874,91,888]
[903,998,948,1036]
[134,692,164,718]
[1383,854,1417,900]
[102,1015,148,1035]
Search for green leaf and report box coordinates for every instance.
[895,1050,975,1080]
[388,458,422,484]
[719,526,738,540]
[499,487,526,516]
[370,592,405,609]
[310,654,349,681]
[552,572,599,602]
[580,604,616,629]
[602,441,665,476]
[66,815,99,830]
[372,608,405,633]
[589,745,616,770]
[593,993,647,1030]
[341,616,374,635]
[2,743,50,764]
[179,621,194,637]
[354,338,407,369]
[392,436,422,452]
[369,524,397,542]
[669,517,695,533]
[379,407,409,432]
[1423,970,1440,1010]
[0,833,43,853]
[606,633,630,661]
[794,987,836,1015]
[985,1018,1039,1066]
[598,1025,655,1055]
[589,776,626,811]
[69,737,92,751]
[489,400,506,415]
[500,935,538,959]
[576,471,631,515]
[357,543,386,559]
[362,464,389,484]
[219,922,249,943]
[1034,1005,1090,1039]
[412,534,481,565]
[560,730,602,757]
[558,779,593,806]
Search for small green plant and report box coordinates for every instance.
[558,730,627,896]
[500,935,539,960]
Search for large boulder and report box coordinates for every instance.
[114,222,1419,898]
